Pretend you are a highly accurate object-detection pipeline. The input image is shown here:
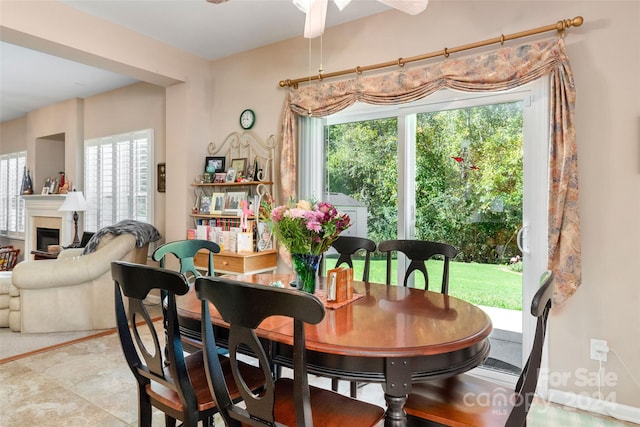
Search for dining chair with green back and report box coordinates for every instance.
[404,270,555,427]
[152,239,221,352]
[378,239,458,294]
[196,275,386,427]
[111,261,264,427]
[152,239,220,280]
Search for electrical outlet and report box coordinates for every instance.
[590,338,609,362]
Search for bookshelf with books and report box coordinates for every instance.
[189,131,278,275]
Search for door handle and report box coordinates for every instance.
[517,226,530,254]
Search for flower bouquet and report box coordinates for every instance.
[265,199,351,293]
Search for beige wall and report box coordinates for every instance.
[0,0,638,416]
[0,116,27,153]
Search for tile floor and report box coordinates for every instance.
[1,322,636,426]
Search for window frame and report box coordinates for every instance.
[0,151,27,239]
[83,129,154,232]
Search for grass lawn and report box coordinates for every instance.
[323,256,523,311]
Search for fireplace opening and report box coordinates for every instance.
[36,227,60,252]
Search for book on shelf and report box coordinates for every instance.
[196,217,255,232]
[237,232,253,253]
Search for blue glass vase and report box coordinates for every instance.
[291,254,321,294]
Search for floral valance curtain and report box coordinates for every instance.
[280,37,580,306]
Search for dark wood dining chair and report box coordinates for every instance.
[404,270,555,427]
[378,239,458,293]
[195,276,386,427]
[324,235,377,282]
[111,261,264,427]
[324,237,377,397]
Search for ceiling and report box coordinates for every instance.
[0,0,391,123]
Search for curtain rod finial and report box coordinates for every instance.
[558,16,583,31]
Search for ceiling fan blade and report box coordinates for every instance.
[378,0,428,15]
[333,0,352,11]
[303,0,328,38]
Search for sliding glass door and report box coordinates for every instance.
[301,78,549,379]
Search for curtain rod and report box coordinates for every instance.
[279,16,583,89]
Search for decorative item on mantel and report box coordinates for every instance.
[21,166,33,195]
[58,172,70,194]
[264,199,351,294]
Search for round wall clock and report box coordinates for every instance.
[240,109,256,130]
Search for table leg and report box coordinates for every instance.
[384,358,412,426]
[384,393,408,426]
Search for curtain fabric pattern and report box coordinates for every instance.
[280,37,580,306]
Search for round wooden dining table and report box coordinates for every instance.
[176,273,492,427]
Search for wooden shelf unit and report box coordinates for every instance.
[190,132,279,275]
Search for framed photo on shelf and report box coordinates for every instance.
[205,156,225,174]
[214,172,226,183]
[230,158,247,177]
[211,192,225,215]
[223,190,247,216]
[225,168,236,183]
[199,195,212,214]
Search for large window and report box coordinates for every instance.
[84,129,153,232]
[0,151,26,238]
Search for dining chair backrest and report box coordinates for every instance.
[404,270,555,427]
[378,239,458,293]
[507,269,554,424]
[196,276,325,426]
[111,260,213,426]
[152,239,220,280]
[152,239,221,352]
[328,236,377,281]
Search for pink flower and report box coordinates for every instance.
[306,221,321,233]
[271,206,286,222]
[287,207,307,219]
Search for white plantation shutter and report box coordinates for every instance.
[0,151,26,238]
[84,130,153,232]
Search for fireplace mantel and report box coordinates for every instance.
[23,195,74,257]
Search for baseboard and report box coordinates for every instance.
[547,388,640,424]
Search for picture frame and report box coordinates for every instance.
[205,156,225,174]
[157,162,166,192]
[223,190,247,216]
[225,168,236,183]
[199,195,212,214]
[211,192,225,215]
[41,187,50,195]
[214,172,226,183]
[230,158,247,177]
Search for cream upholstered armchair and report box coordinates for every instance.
[12,221,160,333]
